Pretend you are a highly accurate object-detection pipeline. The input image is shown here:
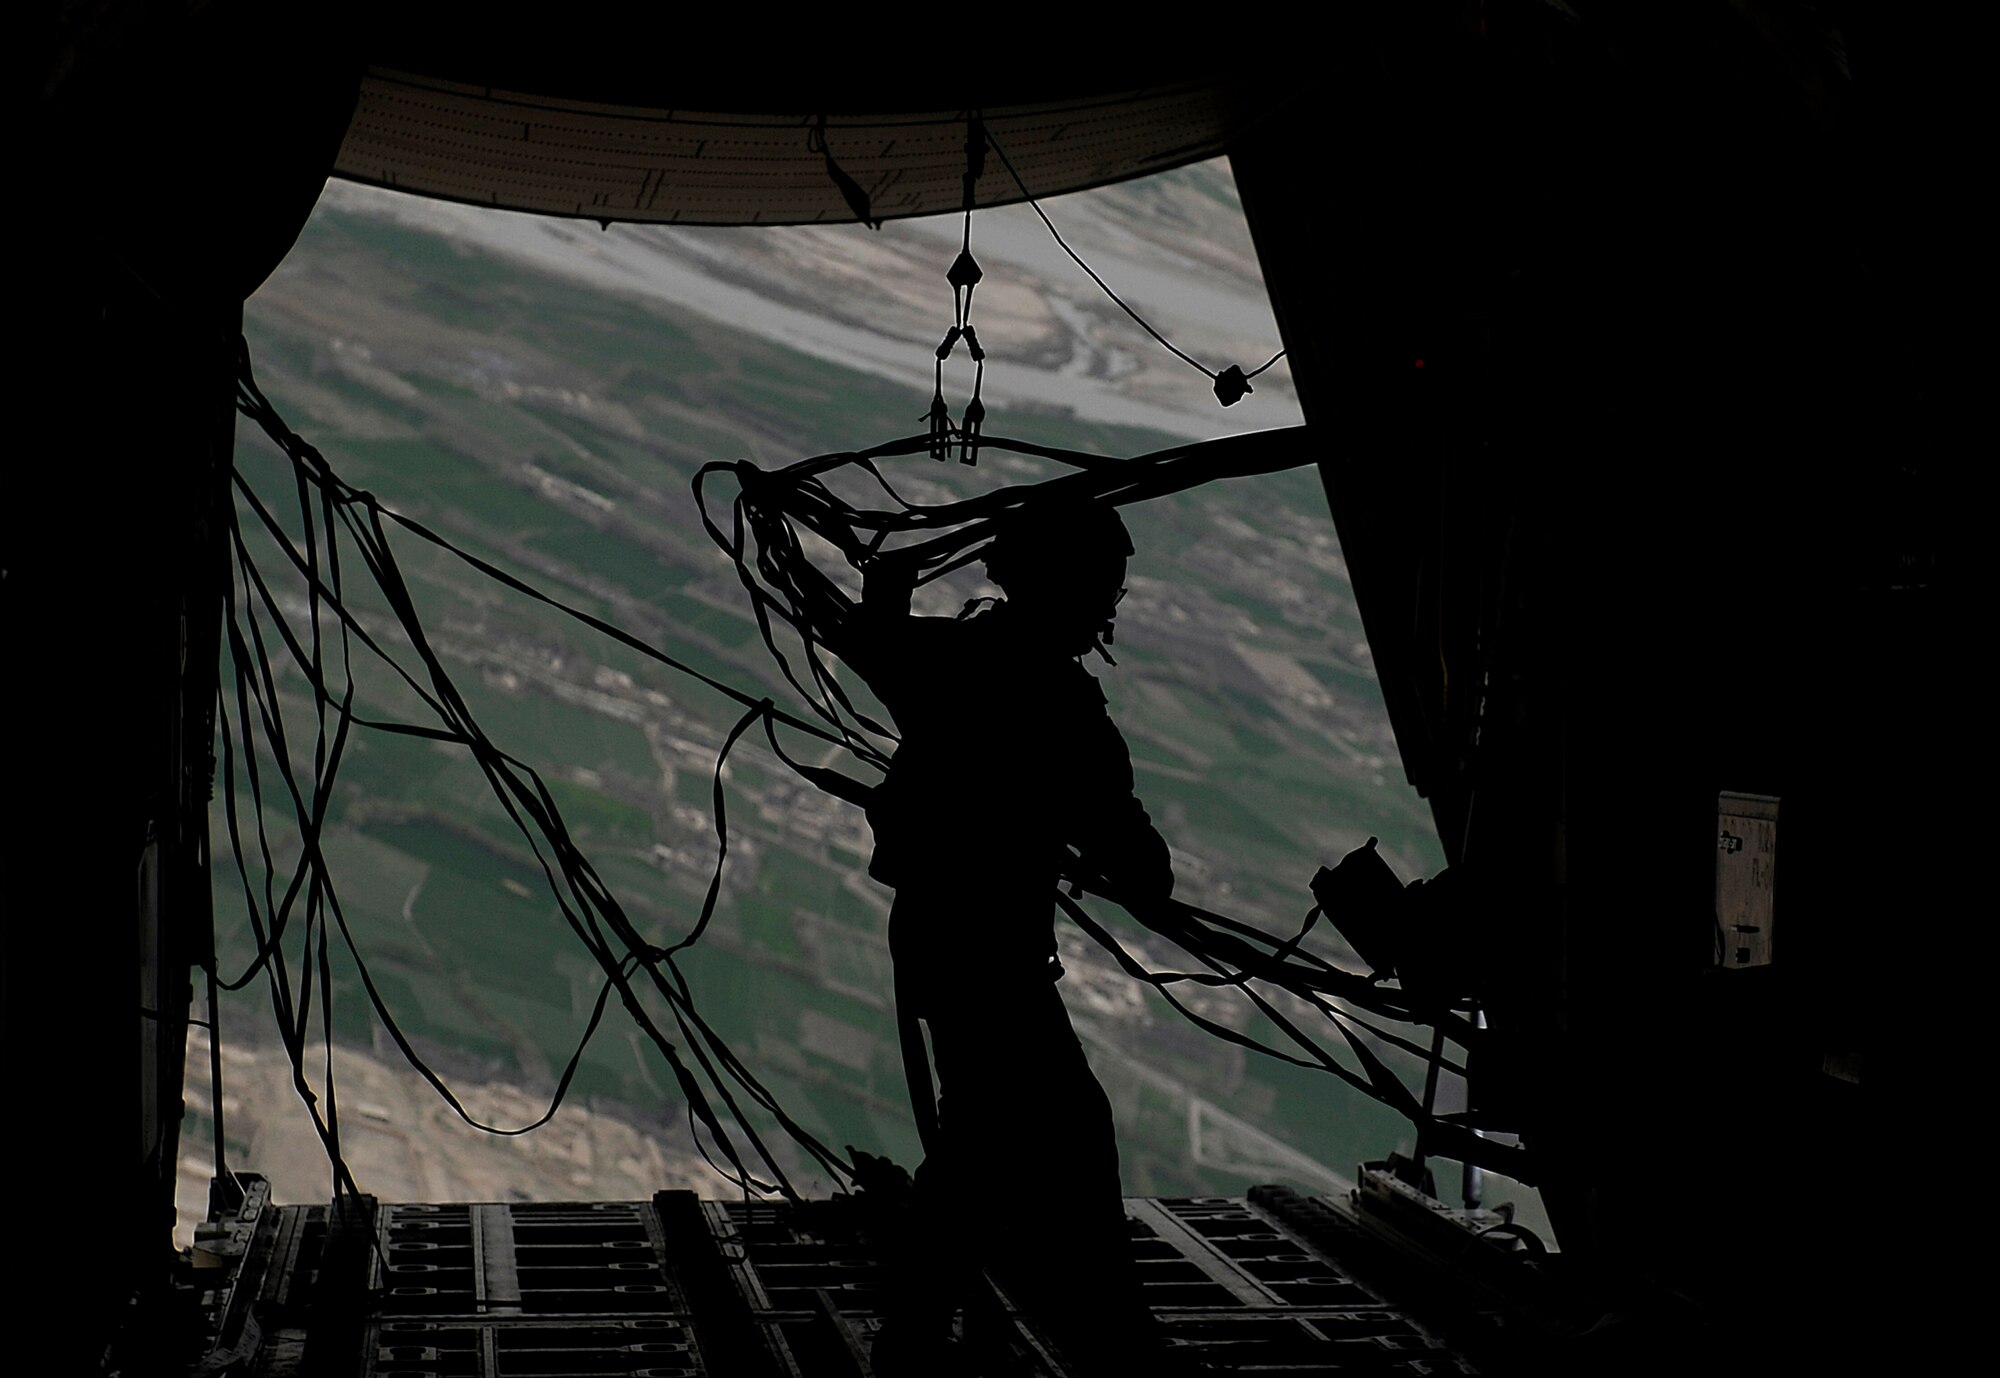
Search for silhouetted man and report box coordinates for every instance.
[827,502,1179,1374]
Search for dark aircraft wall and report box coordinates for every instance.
[17,9,360,1365]
[1234,6,1951,1363]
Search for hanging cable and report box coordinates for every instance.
[810,114,881,230]
[227,341,860,1202]
[980,126,1287,407]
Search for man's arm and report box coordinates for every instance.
[741,479,911,689]
[1082,798,1175,904]
[1069,705,1175,903]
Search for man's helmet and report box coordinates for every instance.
[982,501,1132,598]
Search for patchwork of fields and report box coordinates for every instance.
[191,166,1449,1221]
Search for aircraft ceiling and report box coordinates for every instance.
[335,57,1276,226]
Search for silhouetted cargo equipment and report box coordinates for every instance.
[1313,837,1409,980]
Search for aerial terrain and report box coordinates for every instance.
[177,159,1458,1241]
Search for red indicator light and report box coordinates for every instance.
[1413,358,1426,369]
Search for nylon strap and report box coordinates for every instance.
[893,963,940,1158]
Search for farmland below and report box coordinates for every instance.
[180,162,1454,1237]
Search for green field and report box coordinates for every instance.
[211,185,1446,1199]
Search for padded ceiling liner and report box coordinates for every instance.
[333,66,1277,226]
